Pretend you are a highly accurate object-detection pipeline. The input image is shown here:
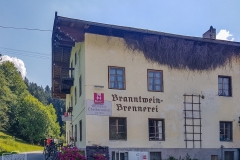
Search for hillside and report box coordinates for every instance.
[0,131,43,156]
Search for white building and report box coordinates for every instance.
[52,13,240,160]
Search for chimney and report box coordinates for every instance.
[202,26,216,39]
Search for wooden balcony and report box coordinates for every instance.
[60,83,72,94]
[61,77,74,86]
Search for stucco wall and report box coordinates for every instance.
[68,33,240,150]
[66,42,87,148]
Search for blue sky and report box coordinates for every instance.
[0,0,239,87]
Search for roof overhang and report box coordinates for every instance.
[52,12,85,99]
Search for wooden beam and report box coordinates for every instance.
[54,36,73,43]
[55,32,72,41]
[53,92,66,95]
[61,67,74,71]
[54,42,73,48]
[53,93,66,99]
[54,40,75,47]
[53,61,69,68]
[70,22,75,27]
[57,25,84,42]
[53,78,61,81]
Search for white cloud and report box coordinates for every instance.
[216,29,234,41]
[0,55,27,79]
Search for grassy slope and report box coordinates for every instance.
[0,131,43,155]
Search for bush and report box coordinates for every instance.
[93,152,107,160]
[166,155,177,160]
[165,153,198,160]
[58,147,86,160]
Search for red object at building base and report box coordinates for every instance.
[64,112,68,117]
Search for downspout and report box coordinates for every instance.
[238,149,240,160]
[221,145,224,160]
[71,112,74,145]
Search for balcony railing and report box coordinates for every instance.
[60,68,74,94]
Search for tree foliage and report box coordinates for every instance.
[0,62,27,134]
[0,69,12,130]
[0,61,61,143]
[17,95,60,142]
[24,79,66,135]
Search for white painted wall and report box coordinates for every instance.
[66,42,86,148]
[67,33,240,149]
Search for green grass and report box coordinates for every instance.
[0,131,43,156]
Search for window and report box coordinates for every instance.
[69,130,71,142]
[71,61,73,77]
[148,70,163,92]
[79,120,82,141]
[75,87,77,105]
[71,125,73,141]
[150,152,161,160]
[75,124,77,142]
[79,76,82,97]
[75,52,77,65]
[109,67,125,90]
[112,152,128,160]
[109,117,127,140]
[220,122,232,141]
[211,155,218,160]
[218,76,231,96]
[149,119,164,141]
[66,132,68,144]
[224,151,234,160]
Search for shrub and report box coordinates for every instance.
[58,147,86,160]
[166,155,177,160]
[93,152,107,160]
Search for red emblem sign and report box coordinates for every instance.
[94,93,104,104]
[64,112,68,117]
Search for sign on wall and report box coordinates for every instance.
[86,100,112,116]
[62,115,72,121]
[94,93,104,104]
[111,94,163,112]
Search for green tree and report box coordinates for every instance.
[17,95,60,142]
[25,80,66,136]
[24,79,48,105]
[0,61,28,134]
[45,104,61,138]
[0,61,61,143]
[17,95,50,142]
[0,69,15,130]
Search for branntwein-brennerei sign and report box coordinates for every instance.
[112,94,163,112]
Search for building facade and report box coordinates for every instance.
[52,13,240,160]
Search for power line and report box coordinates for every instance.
[0,49,51,59]
[1,52,51,59]
[0,49,51,60]
[0,46,51,60]
[0,47,50,56]
[0,25,52,32]
[1,52,51,60]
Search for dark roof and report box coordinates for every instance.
[56,14,240,46]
